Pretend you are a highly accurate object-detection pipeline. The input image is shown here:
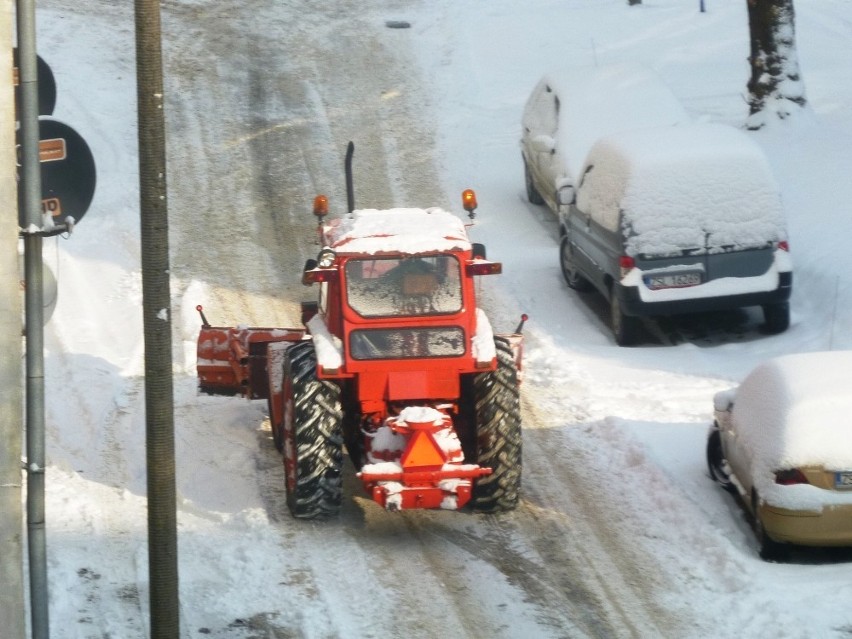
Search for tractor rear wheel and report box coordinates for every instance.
[472,337,522,513]
[283,341,344,519]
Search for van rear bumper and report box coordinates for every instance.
[617,272,792,317]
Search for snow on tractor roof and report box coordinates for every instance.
[323,207,472,255]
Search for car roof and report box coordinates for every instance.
[533,63,690,181]
[733,351,852,469]
[322,207,472,256]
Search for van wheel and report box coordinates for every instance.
[611,294,639,346]
[524,157,545,206]
[559,237,593,292]
[762,302,790,334]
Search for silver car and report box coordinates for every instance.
[521,63,689,213]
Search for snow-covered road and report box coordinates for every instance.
[33,0,852,637]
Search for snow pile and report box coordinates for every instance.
[471,308,496,364]
[306,314,343,369]
[578,123,787,254]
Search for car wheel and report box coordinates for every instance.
[611,293,639,347]
[752,491,790,562]
[762,302,790,334]
[524,156,545,206]
[559,236,593,292]
[706,428,736,493]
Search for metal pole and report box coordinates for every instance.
[16,0,49,635]
[0,0,25,637]
[134,1,179,637]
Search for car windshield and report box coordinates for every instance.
[345,255,462,318]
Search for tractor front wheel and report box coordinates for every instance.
[472,337,522,513]
[283,341,344,519]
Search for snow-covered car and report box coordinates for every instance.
[558,122,792,346]
[520,63,690,213]
[707,351,852,560]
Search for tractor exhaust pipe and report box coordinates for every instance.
[345,141,355,213]
[343,141,355,213]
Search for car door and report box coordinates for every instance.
[567,165,619,293]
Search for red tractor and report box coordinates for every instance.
[196,143,524,519]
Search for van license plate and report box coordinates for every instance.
[645,272,702,290]
[835,472,852,489]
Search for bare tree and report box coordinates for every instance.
[745,0,807,129]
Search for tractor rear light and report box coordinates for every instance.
[302,268,338,285]
[313,194,329,218]
[466,261,502,276]
[619,255,635,278]
[774,468,809,485]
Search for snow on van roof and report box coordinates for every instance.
[727,351,852,505]
[322,207,471,255]
[577,123,786,255]
[540,63,690,182]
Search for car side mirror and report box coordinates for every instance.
[531,135,556,154]
[557,185,575,206]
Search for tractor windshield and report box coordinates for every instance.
[345,255,463,318]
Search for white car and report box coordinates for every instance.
[520,63,689,213]
[707,351,852,560]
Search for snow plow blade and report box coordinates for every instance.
[196,306,306,399]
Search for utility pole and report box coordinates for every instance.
[135,1,180,636]
[0,0,25,637]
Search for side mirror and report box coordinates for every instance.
[557,185,575,206]
[531,135,556,154]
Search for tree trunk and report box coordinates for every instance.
[745,0,807,129]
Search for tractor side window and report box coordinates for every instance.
[345,255,462,317]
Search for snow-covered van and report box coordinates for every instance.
[557,122,792,345]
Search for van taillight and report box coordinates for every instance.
[777,240,789,252]
[774,468,809,485]
[619,255,635,278]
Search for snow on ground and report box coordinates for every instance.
[21,0,852,637]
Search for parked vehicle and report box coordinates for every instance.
[708,351,852,560]
[196,143,524,519]
[558,122,792,345]
[521,63,689,213]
